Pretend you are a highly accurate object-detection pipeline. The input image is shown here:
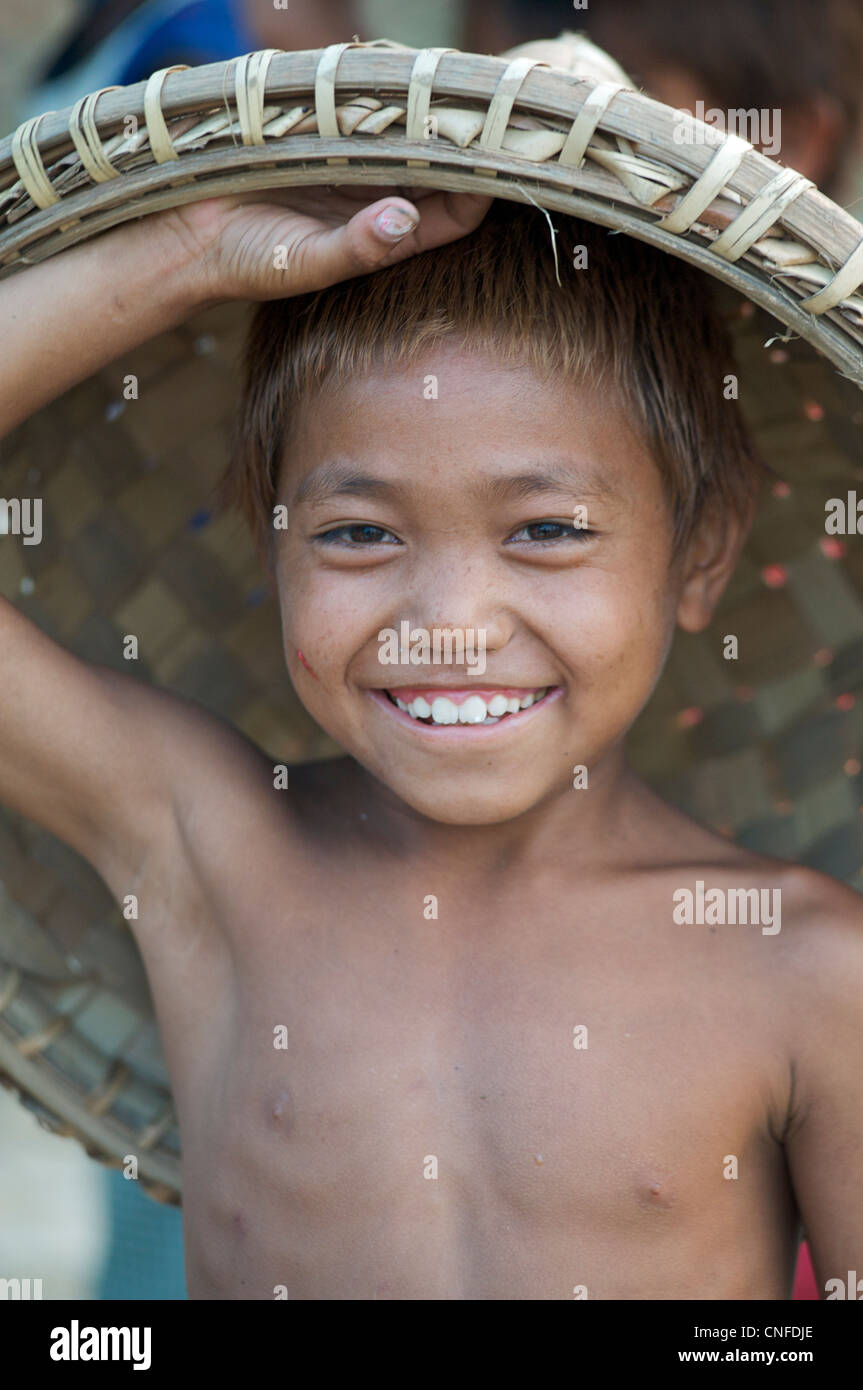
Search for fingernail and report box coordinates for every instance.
[375,205,419,240]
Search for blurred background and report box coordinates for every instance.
[3,0,862,1300]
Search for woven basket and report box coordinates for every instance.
[1,32,862,1205]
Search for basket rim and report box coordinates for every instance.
[0,38,861,386]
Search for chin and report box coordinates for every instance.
[384,776,556,828]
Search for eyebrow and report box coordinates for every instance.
[291,458,623,508]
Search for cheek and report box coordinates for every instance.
[276,562,378,691]
[555,564,674,687]
[276,567,327,675]
[277,555,348,640]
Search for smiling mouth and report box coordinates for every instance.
[381,686,554,727]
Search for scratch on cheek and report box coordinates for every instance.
[296,650,319,680]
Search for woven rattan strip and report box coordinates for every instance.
[236,48,280,146]
[69,88,123,183]
[559,80,627,168]
[802,237,863,315]
[655,132,751,234]
[405,47,456,146]
[87,1063,131,1116]
[10,115,60,209]
[479,56,548,153]
[314,40,358,141]
[17,1015,71,1057]
[144,65,189,163]
[710,168,813,263]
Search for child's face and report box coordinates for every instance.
[274,345,717,826]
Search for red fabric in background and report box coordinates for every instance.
[793,1241,818,1299]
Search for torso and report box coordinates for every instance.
[131,754,802,1300]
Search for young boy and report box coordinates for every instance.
[1,183,862,1301]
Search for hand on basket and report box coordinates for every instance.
[149,184,494,303]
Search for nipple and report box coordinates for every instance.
[636,1170,675,1211]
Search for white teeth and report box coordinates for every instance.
[458,695,488,724]
[388,687,551,725]
[430,696,459,725]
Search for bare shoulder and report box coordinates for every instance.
[628,776,863,979]
[677,812,863,1031]
[156,709,364,895]
[89,669,307,900]
[762,859,863,1005]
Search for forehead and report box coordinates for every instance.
[280,345,659,503]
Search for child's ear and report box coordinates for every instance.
[675,506,751,634]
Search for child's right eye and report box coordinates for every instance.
[314,524,402,546]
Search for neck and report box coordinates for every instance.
[353,743,645,885]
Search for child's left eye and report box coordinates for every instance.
[507,521,594,544]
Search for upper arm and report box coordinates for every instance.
[0,594,235,891]
[782,875,863,1297]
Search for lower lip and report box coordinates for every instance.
[367,686,563,739]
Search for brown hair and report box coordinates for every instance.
[221,199,764,564]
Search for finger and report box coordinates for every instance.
[283,197,420,289]
[290,193,492,291]
[390,191,494,255]
[338,191,493,266]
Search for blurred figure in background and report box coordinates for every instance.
[462,0,863,207]
[22,0,361,120]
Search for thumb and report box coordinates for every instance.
[297,197,422,289]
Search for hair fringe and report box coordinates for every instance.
[220,200,766,564]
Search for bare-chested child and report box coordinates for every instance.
[1,185,862,1301]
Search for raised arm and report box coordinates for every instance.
[0,186,491,436]
[0,220,210,885]
[0,186,491,886]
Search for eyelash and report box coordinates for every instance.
[314,524,402,546]
[314,521,595,547]
[506,521,595,545]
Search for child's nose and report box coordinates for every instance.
[407,558,515,651]
[412,611,513,656]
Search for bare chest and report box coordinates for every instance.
[162,910,796,1299]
